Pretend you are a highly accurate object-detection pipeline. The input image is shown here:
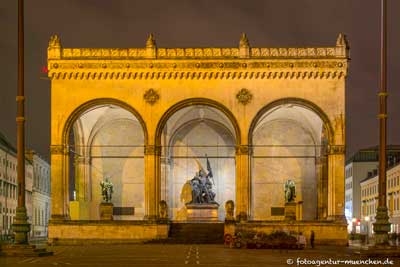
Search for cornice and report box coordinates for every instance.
[47,34,349,80]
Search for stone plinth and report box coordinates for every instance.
[284,202,297,221]
[99,203,113,221]
[48,221,169,245]
[186,203,219,221]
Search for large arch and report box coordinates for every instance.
[61,98,148,220]
[155,100,240,221]
[248,98,333,220]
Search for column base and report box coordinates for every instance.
[373,206,391,245]
[236,212,248,222]
[143,215,158,222]
[12,207,30,244]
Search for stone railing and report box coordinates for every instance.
[51,46,345,60]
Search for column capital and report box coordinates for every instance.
[50,145,68,155]
[144,145,161,155]
[235,145,251,155]
[327,145,345,155]
[74,155,90,164]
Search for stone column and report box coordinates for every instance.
[327,145,346,222]
[144,145,160,220]
[316,155,328,220]
[50,145,69,220]
[74,155,89,201]
[235,145,250,221]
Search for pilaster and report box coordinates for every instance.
[235,145,251,221]
[50,145,69,221]
[327,145,346,222]
[144,145,161,220]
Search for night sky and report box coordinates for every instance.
[0,0,399,160]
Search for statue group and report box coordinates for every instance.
[188,156,217,204]
[100,177,114,203]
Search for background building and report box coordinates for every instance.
[0,132,51,239]
[360,159,400,237]
[345,145,400,232]
[26,150,51,238]
[0,132,33,238]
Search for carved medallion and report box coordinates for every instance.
[236,88,253,105]
[143,89,159,105]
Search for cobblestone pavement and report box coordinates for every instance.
[1,244,399,267]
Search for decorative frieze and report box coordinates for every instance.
[49,70,346,80]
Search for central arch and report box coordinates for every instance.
[155,98,241,220]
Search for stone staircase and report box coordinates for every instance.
[166,222,225,244]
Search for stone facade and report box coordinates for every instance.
[47,33,349,243]
[25,150,51,238]
[360,161,400,236]
[0,132,33,237]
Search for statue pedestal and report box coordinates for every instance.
[186,203,219,221]
[99,202,113,221]
[284,202,297,221]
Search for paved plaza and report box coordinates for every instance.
[1,244,399,267]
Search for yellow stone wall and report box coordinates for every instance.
[48,34,348,226]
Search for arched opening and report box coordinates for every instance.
[250,100,331,221]
[66,101,147,220]
[157,102,239,221]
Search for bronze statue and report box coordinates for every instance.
[284,179,296,203]
[100,177,113,203]
[188,155,217,204]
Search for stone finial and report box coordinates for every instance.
[146,33,156,48]
[336,33,349,48]
[239,33,250,48]
[49,34,61,48]
[239,33,250,58]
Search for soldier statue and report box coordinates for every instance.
[100,177,113,203]
[284,179,296,203]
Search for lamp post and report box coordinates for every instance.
[12,0,30,245]
[365,216,370,245]
[373,0,391,246]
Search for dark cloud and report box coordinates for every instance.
[0,0,399,160]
